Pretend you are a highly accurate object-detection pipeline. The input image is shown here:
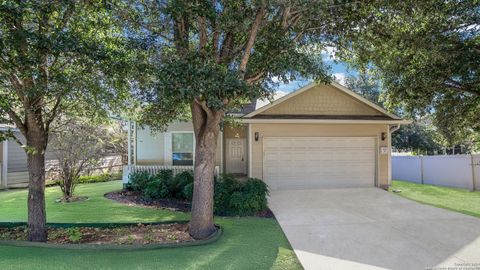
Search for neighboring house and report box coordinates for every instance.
[0,125,57,189]
[125,82,409,190]
[0,125,123,189]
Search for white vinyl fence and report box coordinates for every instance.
[392,154,480,191]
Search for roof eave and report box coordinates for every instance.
[240,118,411,125]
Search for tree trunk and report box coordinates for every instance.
[189,101,222,239]
[26,131,47,242]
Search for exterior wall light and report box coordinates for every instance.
[381,132,387,141]
[254,132,259,141]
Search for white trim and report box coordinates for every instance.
[164,132,172,165]
[220,130,224,174]
[244,82,403,120]
[133,121,137,165]
[240,119,411,124]
[2,140,8,188]
[248,124,252,178]
[388,124,401,187]
[127,121,132,167]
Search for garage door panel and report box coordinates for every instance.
[263,137,376,190]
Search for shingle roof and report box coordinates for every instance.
[228,100,257,115]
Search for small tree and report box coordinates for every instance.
[119,0,361,238]
[0,1,130,241]
[51,118,125,201]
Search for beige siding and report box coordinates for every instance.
[7,171,29,186]
[136,126,165,164]
[249,123,391,187]
[224,124,247,139]
[7,137,28,173]
[136,121,222,167]
[261,84,382,116]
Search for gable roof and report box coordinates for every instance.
[242,82,405,123]
[228,100,257,116]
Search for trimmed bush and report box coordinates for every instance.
[145,170,173,200]
[47,172,121,187]
[127,171,151,192]
[78,173,122,184]
[127,171,269,216]
[214,176,269,216]
[169,171,194,200]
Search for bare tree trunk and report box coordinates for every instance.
[26,133,47,242]
[189,101,222,239]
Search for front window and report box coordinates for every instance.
[172,133,194,166]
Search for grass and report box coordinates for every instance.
[391,180,480,218]
[0,181,302,270]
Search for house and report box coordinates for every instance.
[0,125,58,189]
[0,125,27,189]
[124,82,409,190]
[0,124,123,189]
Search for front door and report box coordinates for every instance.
[226,139,247,175]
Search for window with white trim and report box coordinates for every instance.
[172,133,194,166]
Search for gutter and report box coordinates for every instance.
[240,119,412,125]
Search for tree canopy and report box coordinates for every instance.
[335,0,480,143]
[120,0,368,238]
[0,0,131,241]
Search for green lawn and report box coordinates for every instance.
[391,180,480,218]
[0,181,302,270]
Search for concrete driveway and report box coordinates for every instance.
[269,188,480,270]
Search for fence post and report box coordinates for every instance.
[471,154,476,192]
[420,156,424,184]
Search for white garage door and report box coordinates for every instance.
[263,137,376,190]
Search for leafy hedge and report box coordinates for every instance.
[47,172,122,187]
[127,171,269,216]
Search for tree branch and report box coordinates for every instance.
[239,3,266,78]
[245,71,265,85]
[198,16,208,54]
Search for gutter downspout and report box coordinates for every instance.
[389,124,401,134]
[388,124,401,188]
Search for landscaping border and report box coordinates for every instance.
[0,221,222,250]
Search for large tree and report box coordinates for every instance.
[120,0,361,238]
[335,0,480,140]
[0,1,129,241]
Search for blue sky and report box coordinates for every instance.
[276,48,356,93]
[256,50,357,108]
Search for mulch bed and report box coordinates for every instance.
[0,223,193,245]
[105,191,191,212]
[55,196,89,203]
[105,190,275,218]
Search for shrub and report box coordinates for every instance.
[127,171,269,216]
[228,178,269,216]
[78,173,122,184]
[47,172,121,187]
[142,170,173,200]
[213,175,242,215]
[182,182,194,201]
[127,171,151,191]
[169,171,194,199]
[214,175,269,216]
